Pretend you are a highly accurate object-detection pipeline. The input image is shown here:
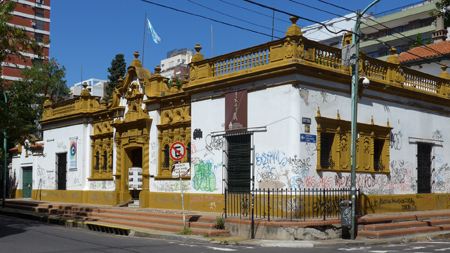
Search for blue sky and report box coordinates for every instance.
[49,0,426,87]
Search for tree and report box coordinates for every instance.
[1,59,70,144]
[429,0,450,28]
[106,54,126,101]
[168,77,182,90]
[410,33,433,49]
[0,1,44,158]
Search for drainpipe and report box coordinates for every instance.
[350,0,380,240]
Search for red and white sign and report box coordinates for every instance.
[170,142,186,161]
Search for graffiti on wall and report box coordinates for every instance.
[192,159,218,192]
[204,134,223,156]
[155,180,191,193]
[390,131,402,150]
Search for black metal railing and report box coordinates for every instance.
[224,188,361,221]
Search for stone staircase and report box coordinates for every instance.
[357,212,450,239]
[3,200,229,236]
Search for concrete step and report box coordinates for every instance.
[57,213,228,236]
[363,219,450,231]
[4,200,229,236]
[358,225,450,239]
[47,209,218,229]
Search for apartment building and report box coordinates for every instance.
[360,0,437,61]
[1,0,51,82]
[160,48,192,81]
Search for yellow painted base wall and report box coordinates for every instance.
[30,190,116,206]
[11,190,450,215]
[142,192,225,213]
[361,193,450,214]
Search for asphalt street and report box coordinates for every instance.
[3,213,450,252]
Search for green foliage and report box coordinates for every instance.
[2,58,69,144]
[177,227,193,235]
[216,216,225,229]
[429,0,450,28]
[410,33,432,49]
[168,77,183,90]
[106,54,126,101]
[0,1,47,147]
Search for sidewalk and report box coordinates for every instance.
[2,199,450,248]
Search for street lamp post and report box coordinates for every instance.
[350,0,381,240]
[2,91,7,208]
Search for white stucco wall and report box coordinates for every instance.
[188,72,450,195]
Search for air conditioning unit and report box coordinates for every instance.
[31,20,36,27]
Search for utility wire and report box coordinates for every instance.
[139,0,280,39]
[187,0,285,34]
[243,0,352,35]
[316,0,354,13]
[316,0,447,57]
[217,0,291,24]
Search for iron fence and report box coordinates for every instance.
[224,188,361,221]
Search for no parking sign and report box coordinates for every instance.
[170,142,186,161]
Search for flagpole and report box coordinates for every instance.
[142,13,147,67]
[211,25,213,57]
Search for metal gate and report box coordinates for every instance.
[225,133,252,192]
[417,143,432,194]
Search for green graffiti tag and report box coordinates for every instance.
[193,160,216,192]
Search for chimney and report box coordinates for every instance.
[432,14,448,43]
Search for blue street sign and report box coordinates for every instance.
[302,117,311,125]
[300,134,316,143]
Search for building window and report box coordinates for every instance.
[36,0,45,4]
[320,133,335,169]
[35,8,45,18]
[374,139,385,171]
[33,58,43,65]
[35,20,45,30]
[94,151,100,171]
[316,114,391,174]
[187,142,191,165]
[103,151,108,171]
[34,33,44,43]
[163,144,170,168]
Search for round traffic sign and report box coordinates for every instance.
[170,142,186,161]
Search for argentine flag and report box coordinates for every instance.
[147,19,162,44]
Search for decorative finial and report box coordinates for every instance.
[83,82,88,89]
[45,94,50,100]
[317,107,321,117]
[154,65,161,75]
[387,118,390,127]
[337,110,340,120]
[371,116,374,125]
[134,51,140,59]
[442,64,448,72]
[194,44,202,53]
[389,47,397,55]
[290,16,299,25]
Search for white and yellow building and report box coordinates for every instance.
[10,18,450,214]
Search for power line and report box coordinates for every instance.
[243,0,351,35]
[316,0,353,13]
[217,0,291,24]
[139,0,280,39]
[289,0,345,18]
[313,0,448,62]
[187,0,285,34]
